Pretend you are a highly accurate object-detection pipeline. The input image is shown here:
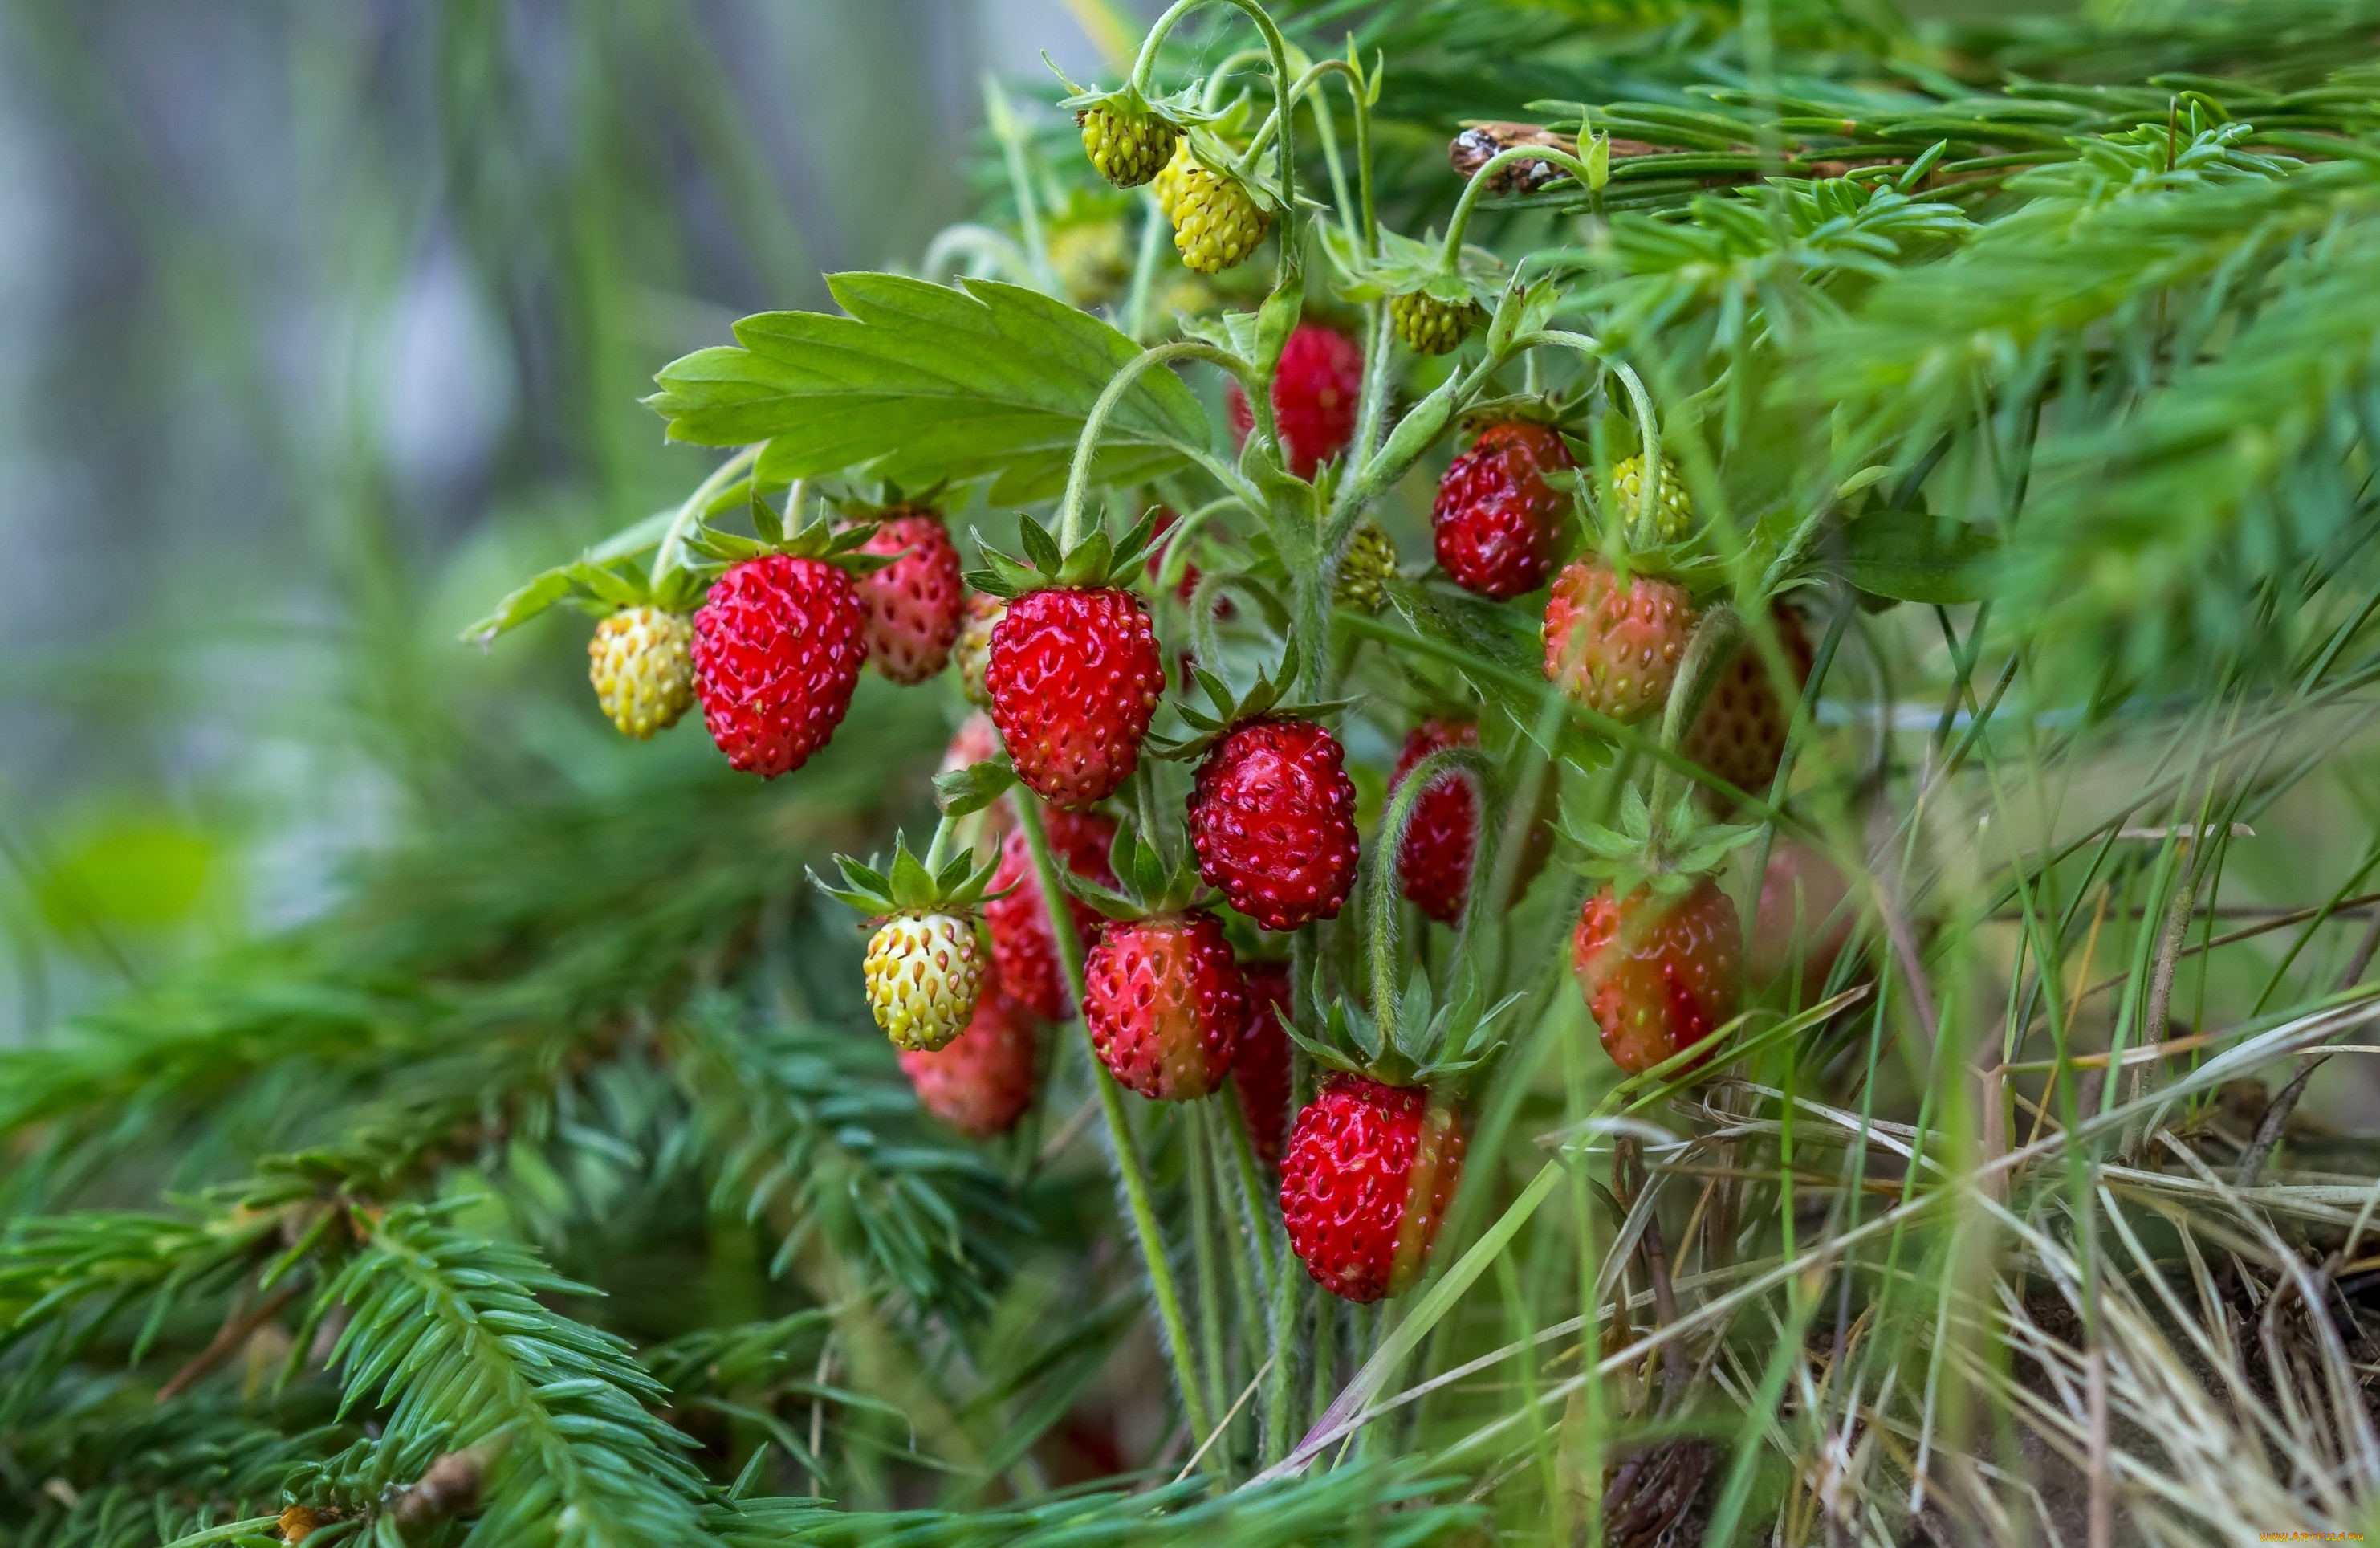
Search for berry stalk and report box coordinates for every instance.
[1010,795,1218,1445]
[1124,0,1296,221]
[1053,339,1256,549]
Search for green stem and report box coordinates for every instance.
[1367,745,1494,1045]
[984,74,1058,295]
[1643,603,1745,825]
[1435,145,1600,270]
[652,443,763,584]
[1057,340,1257,550]
[1125,192,1172,344]
[1011,798,1216,1443]
[1187,1110,1230,1427]
[1128,0,1295,210]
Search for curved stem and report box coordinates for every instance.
[1127,0,1295,222]
[1057,340,1257,549]
[653,443,763,584]
[1645,604,1746,826]
[1436,145,1599,271]
[1368,745,1495,1046]
[1011,797,1216,1444]
[1518,330,1660,540]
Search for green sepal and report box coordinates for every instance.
[1059,816,1207,922]
[1565,786,1760,900]
[934,755,1017,818]
[966,509,1162,599]
[686,493,901,576]
[1146,636,1357,761]
[1279,975,1524,1091]
[1046,66,1212,134]
[460,509,695,645]
[1323,223,1506,309]
[812,829,1008,918]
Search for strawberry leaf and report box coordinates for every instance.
[649,275,1211,503]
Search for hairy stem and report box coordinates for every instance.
[1011,797,1216,1442]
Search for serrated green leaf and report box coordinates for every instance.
[649,275,1210,503]
[934,756,1017,817]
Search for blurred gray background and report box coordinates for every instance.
[0,1,1138,1040]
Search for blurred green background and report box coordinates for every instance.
[0,2,1160,1041]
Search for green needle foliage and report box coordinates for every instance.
[21,2,2380,1544]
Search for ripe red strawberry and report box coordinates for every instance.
[984,809,1117,1022]
[987,588,1166,808]
[1542,557,1694,724]
[1188,718,1360,931]
[1680,605,1813,803]
[1083,909,1246,1100]
[1390,719,1482,927]
[1433,422,1576,599]
[852,511,965,684]
[899,976,1041,1139]
[1572,878,1743,1075]
[1226,323,1363,479]
[1280,1074,1466,1303]
[1233,962,1294,1165]
[692,554,865,778]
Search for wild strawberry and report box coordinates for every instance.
[1280,1074,1466,1303]
[1389,291,1483,355]
[852,511,964,685]
[1332,519,1399,614]
[1188,718,1360,931]
[1079,104,1178,189]
[901,976,1040,1139]
[1233,962,1294,1166]
[1572,878,1743,1075]
[863,912,987,1053]
[1083,909,1246,1100]
[1542,557,1693,724]
[1611,453,1694,544]
[693,553,865,778]
[1154,141,1268,275]
[588,605,695,739]
[1681,605,1812,804]
[1391,719,1482,926]
[820,830,1007,1053]
[1749,842,1857,999]
[954,592,1004,709]
[1434,422,1576,600]
[1226,324,1363,479]
[987,587,1166,808]
[984,809,1118,1021]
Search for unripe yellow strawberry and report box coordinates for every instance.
[1079,105,1179,189]
[588,606,695,739]
[1157,143,1268,275]
[1389,291,1484,355]
[1333,520,1399,614]
[1613,454,1694,543]
[864,912,987,1053]
[954,593,1004,709]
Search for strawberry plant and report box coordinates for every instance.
[22,2,2380,1546]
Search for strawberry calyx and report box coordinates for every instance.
[1565,785,1759,905]
[1145,636,1355,763]
[686,485,902,578]
[1324,222,1501,316]
[813,822,1010,923]
[1060,817,1211,924]
[1279,967,1520,1093]
[965,509,1163,600]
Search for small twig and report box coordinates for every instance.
[1037,1095,1102,1163]
[156,1282,301,1403]
[2078,889,2380,1004]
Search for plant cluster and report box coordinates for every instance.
[17,0,2380,1544]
